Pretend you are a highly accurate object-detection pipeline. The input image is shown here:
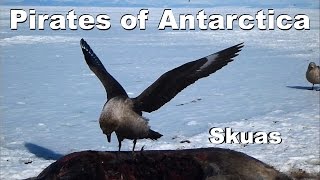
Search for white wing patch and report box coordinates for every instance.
[198,54,218,71]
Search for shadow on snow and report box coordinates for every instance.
[24,142,63,160]
[286,85,320,91]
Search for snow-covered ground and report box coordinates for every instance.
[0,6,319,179]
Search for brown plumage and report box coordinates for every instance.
[306,62,320,90]
[80,39,243,151]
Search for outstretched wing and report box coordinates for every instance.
[80,39,128,100]
[133,43,244,113]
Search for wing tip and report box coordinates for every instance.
[80,38,100,68]
[230,42,244,58]
[206,42,244,62]
[80,38,90,52]
[235,42,244,51]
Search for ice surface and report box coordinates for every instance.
[0,35,80,46]
[0,6,319,179]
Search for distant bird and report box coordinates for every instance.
[306,62,320,90]
[80,39,243,151]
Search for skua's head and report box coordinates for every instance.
[99,117,119,143]
[308,62,317,70]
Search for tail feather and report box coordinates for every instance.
[148,129,162,140]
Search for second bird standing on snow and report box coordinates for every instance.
[80,39,243,151]
[306,62,320,90]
